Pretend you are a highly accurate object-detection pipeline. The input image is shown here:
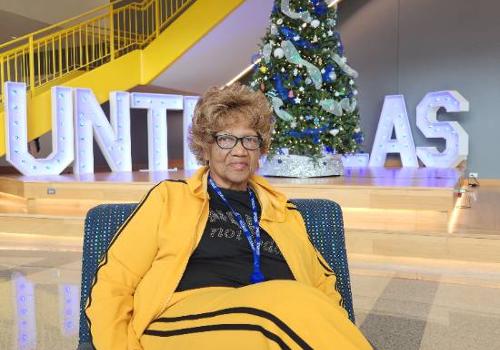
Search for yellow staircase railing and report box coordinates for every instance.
[0,0,195,106]
[0,0,245,157]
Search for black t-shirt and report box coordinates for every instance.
[175,185,295,291]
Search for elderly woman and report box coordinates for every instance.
[85,83,372,350]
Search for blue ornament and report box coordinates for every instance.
[353,132,364,144]
[280,26,299,40]
[322,64,336,82]
[288,126,328,141]
[311,0,328,16]
[279,26,316,49]
[272,74,289,101]
[293,75,302,86]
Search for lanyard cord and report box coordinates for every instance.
[208,176,265,284]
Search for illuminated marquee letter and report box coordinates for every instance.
[130,92,183,171]
[369,95,418,167]
[342,153,370,167]
[12,272,36,349]
[74,89,131,174]
[5,82,74,175]
[183,96,200,170]
[416,91,469,168]
[59,284,79,336]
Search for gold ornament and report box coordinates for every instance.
[259,66,268,73]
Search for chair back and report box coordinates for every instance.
[78,199,354,348]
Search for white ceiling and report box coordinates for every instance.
[151,0,274,94]
[151,0,340,94]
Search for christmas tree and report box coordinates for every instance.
[249,0,363,171]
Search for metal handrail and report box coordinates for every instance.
[0,0,195,105]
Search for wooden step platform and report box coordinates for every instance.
[7,167,500,265]
[0,167,462,231]
[0,167,461,210]
[0,213,84,236]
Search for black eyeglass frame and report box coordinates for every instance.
[212,133,263,151]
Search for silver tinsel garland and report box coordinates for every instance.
[260,154,344,177]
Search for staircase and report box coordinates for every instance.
[0,0,245,156]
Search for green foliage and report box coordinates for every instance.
[249,0,362,159]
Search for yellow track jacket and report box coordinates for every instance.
[85,166,344,349]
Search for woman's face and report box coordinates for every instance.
[204,122,261,191]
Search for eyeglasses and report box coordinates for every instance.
[213,133,262,150]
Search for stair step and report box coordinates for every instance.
[349,253,500,288]
[0,213,84,236]
[0,192,28,213]
[346,228,500,265]
[0,232,82,252]
[26,198,124,216]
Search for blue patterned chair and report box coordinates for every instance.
[78,199,355,349]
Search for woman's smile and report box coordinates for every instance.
[228,162,249,170]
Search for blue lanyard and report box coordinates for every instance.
[208,176,265,284]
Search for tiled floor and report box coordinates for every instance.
[0,249,82,350]
[1,245,500,350]
[352,275,500,350]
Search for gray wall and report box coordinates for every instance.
[339,0,500,178]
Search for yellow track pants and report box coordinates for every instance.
[140,280,372,350]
